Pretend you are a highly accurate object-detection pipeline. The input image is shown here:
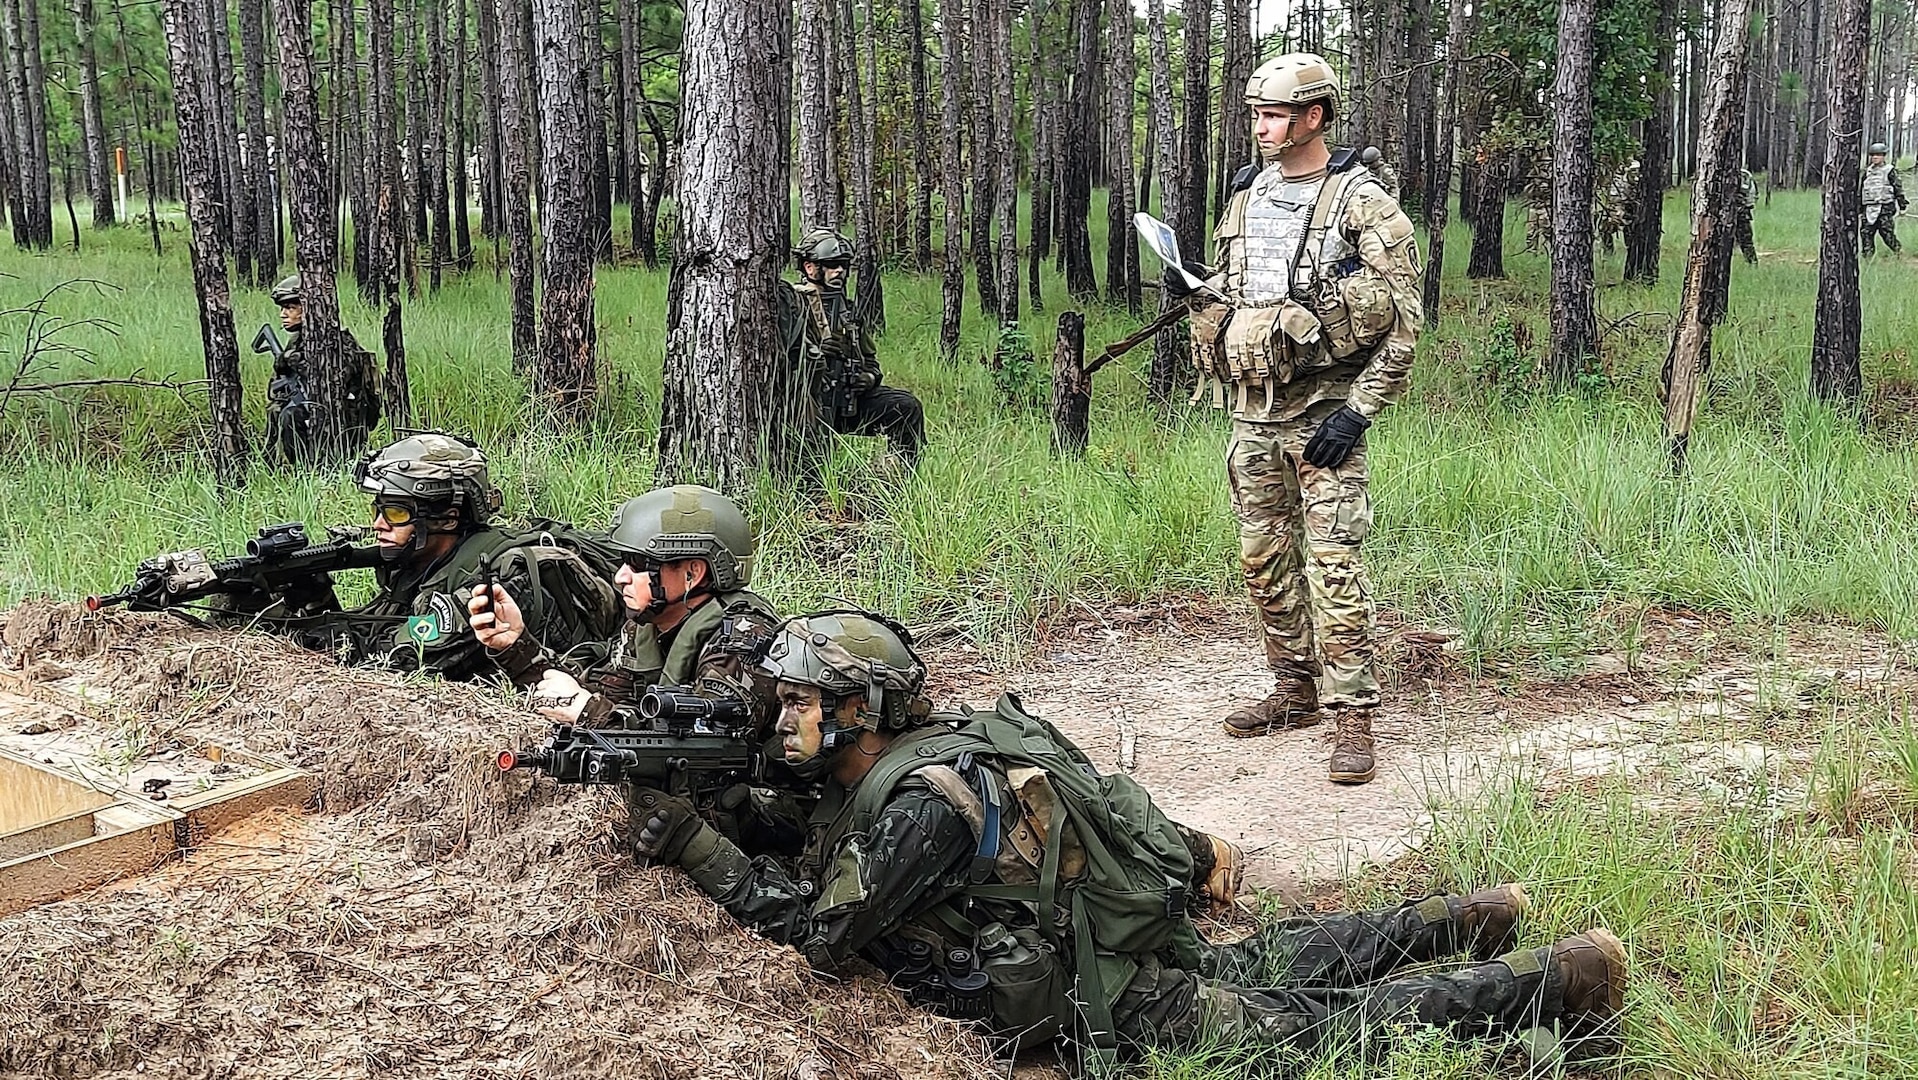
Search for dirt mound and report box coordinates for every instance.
[0,602,994,1080]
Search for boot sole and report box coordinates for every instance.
[1328,767,1376,784]
[1221,715,1322,739]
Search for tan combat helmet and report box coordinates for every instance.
[760,609,931,738]
[355,433,501,524]
[1245,53,1341,110]
[607,485,755,591]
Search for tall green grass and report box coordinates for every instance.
[3,187,1916,657]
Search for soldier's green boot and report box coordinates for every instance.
[1327,706,1376,784]
[1222,675,1320,738]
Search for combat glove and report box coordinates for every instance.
[631,787,720,867]
[1302,405,1372,469]
[1161,261,1210,302]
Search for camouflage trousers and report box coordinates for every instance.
[1862,206,1902,255]
[1226,413,1380,708]
[1734,207,1757,264]
[1113,896,1562,1053]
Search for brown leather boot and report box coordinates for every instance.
[1552,927,1628,1023]
[1327,707,1376,784]
[1454,882,1531,959]
[1222,675,1319,738]
[1204,834,1245,909]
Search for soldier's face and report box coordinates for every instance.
[1253,104,1322,158]
[775,681,827,763]
[280,302,303,330]
[613,558,707,616]
[807,260,849,289]
[372,508,415,551]
[1872,154,1887,165]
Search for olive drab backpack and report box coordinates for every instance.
[844,694,1200,1073]
[481,520,628,648]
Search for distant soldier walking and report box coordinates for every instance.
[1169,55,1424,784]
[1861,143,1907,256]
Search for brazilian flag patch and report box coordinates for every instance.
[404,614,444,645]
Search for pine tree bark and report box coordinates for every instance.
[1422,0,1470,317]
[1811,0,1869,406]
[535,0,598,417]
[1026,0,1054,310]
[1050,310,1089,455]
[1177,0,1210,256]
[428,0,451,290]
[69,0,114,226]
[639,100,667,268]
[1403,0,1434,216]
[618,0,640,246]
[966,0,999,318]
[1060,0,1100,300]
[937,0,966,357]
[1103,0,1138,312]
[495,0,537,369]
[840,0,884,329]
[240,0,276,281]
[1468,150,1507,278]
[988,0,1018,320]
[1626,0,1680,284]
[658,0,813,486]
[163,0,249,485]
[1146,0,1183,402]
[454,0,473,270]
[1,0,51,246]
[587,4,612,263]
[405,0,427,257]
[1548,0,1599,386]
[476,0,502,237]
[900,0,933,269]
[1216,0,1252,210]
[796,0,837,227]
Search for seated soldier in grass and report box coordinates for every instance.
[625,609,1628,1068]
[214,433,622,682]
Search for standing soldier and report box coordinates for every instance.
[1734,168,1758,265]
[1861,143,1907,256]
[1167,54,1423,784]
[784,228,927,468]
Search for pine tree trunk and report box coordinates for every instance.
[1026,0,1054,311]
[1626,0,1679,284]
[0,53,19,242]
[1468,151,1508,278]
[639,100,667,268]
[900,0,934,270]
[618,0,640,248]
[1422,0,1470,317]
[1146,0,1183,403]
[241,0,276,280]
[1104,0,1138,313]
[69,0,114,226]
[1060,0,1100,300]
[495,0,537,369]
[1547,0,1598,386]
[1402,0,1433,216]
[588,5,612,263]
[1811,0,1869,406]
[1,0,51,246]
[454,0,473,271]
[841,0,884,329]
[966,0,999,318]
[937,0,966,357]
[796,0,837,227]
[1177,0,1210,256]
[206,0,250,275]
[476,0,502,237]
[1050,310,1089,455]
[428,0,451,290]
[988,0,1018,320]
[1216,0,1252,210]
[1662,0,1755,467]
[163,0,249,485]
[659,0,814,486]
[535,0,598,418]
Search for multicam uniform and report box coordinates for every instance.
[1862,150,1907,255]
[1189,145,1422,722]
[1735,169,1758,264]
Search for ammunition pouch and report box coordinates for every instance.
[976,921,1069,1049]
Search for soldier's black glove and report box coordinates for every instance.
[631,787,716,867]
[1302,405,1372,469]
[1161,261,1210,302]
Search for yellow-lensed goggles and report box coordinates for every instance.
[374,502,416,526]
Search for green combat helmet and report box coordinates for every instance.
[271,275,302,306]
[1870,142,1890,156]
[792,227,853,267]
[761,609,931,741]
[1245,53,1341,109]
[354,433,501,524]
[607,485,755,591]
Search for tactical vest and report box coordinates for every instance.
[813,695,1202,1070]
[1864,163,1896,206]
[1191,159,1400,423]
[600,588,780,689]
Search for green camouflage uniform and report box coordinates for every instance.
[1190,159,1423,708]
[1735,170,1758,264]
[674,697,1574,1060]
[782,280,926,464]
[251,525,622,682]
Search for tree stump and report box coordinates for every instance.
[1051,311,1090,456]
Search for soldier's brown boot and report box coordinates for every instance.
[1454,882,1531,959]
[1222,675,1319,738]
[1552,928,1628,1024]
[1204,835,1245,909]
[1327,706,1376,784]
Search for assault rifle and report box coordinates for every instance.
[498,689,757,796]
[251,323,286,363]
[821,334,860,422]
[87,522,382,614]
